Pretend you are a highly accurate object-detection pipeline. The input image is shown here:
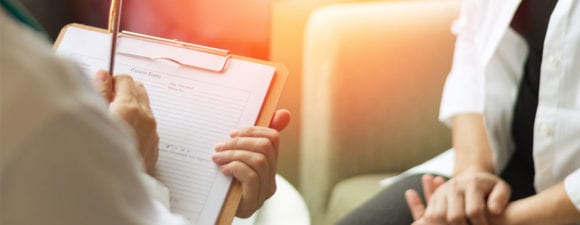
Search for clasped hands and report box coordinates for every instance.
[92,71,290,218]
[405,171,512,225]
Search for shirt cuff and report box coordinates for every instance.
[438,71,484,127]
[141,173,172,209]
[564,169,580,212]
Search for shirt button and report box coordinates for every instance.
[547,55,561,68]
[541,165,552,176]
[539,122,554,136]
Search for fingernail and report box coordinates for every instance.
[220,166,232,176]
[212,153,222,163]
[229,130,239,137]
[214,143,224,151]
[95,70,109,82]
[489,201,500,209]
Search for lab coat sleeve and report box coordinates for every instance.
[141,173,172,209]
[564,169,580,212]
[1,110,187,225]
[439,0,486,127]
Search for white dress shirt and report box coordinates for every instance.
[0,9,187,225]
[439,0,580,212]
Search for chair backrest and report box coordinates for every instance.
[300,1,460,223]
[121,0,272,60]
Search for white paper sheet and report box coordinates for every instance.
[55,26,275,225]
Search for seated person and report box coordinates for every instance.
[338,0,580,224]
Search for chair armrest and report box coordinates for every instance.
[300,0,460,221]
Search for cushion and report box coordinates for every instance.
[324,173,399,225]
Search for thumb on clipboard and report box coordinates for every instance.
[269,109,291,132]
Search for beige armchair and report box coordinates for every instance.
[300,1,461,224]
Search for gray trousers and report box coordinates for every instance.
[336,156,536,225]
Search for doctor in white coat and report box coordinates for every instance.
[0,1,291,224]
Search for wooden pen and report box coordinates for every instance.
[107,0,122,75]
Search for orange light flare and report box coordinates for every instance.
[120,0,272,60]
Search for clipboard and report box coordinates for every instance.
[53,23,288,225]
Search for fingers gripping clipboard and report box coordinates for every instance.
[53,23,287,225]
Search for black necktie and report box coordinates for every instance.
[504,0,559,201]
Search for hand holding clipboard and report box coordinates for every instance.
[54,2,288,223]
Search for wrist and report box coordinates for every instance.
[453,164,493,176]
[451,114,494,176]
[489,201,526,225]
[491,183,580,225]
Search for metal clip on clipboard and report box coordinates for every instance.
[116,31,232,73]
[106,0,230,73]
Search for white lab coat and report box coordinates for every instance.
[439,0,580,211]
[0,9,188,225]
